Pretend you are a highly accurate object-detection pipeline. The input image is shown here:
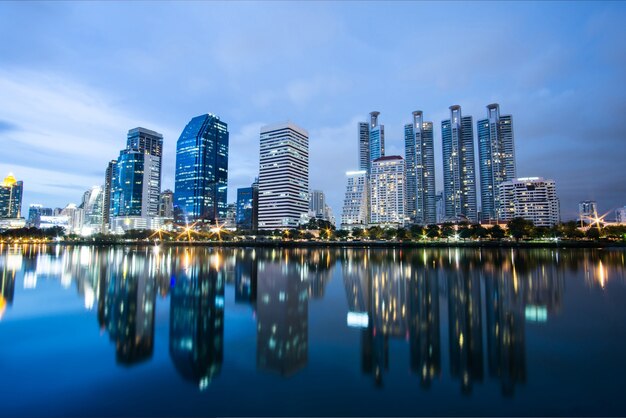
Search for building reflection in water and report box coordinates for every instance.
[256,249,309,377]
[101,251,157,366]
[408,250,441,388]
[169,249,224,390]
[3,245,626,398]
[341,248,577,395]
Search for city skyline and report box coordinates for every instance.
[1,2,625,220]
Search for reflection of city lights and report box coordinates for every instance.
[84,286,95,310]
[525,305,548,322]
[597,260,607,289]
[347,311,369,328]
[23,272,37,289]
[0,295,6,320]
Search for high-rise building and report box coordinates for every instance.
[81,185,104,235]
[257,122,309,230]
[27,204,43,227]
[358,122,370,172]
[341,170,369,230]
[159,190,174,219]
[309,190,325,219]
[499,177,560,227]
[236,186,255,231]
[442,105,477,223]
[404,111,436,225]
[370,156,406,227]
[109,127,163,233]
[103,159,117,232]
[358,111,386,174]
[368,111,385,168]
[478,104,516,223]
[110,150,160,218]
[174,114,229,223]
[0,173,23,219]
[578,200,598,223]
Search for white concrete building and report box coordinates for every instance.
[340,170,368,230]
[258,122,309,230]
[370,156,406,227]
[498,177,560,227]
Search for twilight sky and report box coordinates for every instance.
[0,1,625,221]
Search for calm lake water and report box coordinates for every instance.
[1,244,626,416]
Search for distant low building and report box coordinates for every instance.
[615,207,626,224]
[498,177,560,227]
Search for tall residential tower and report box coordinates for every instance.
[477,104,516,223]
[404,111,436,225]
[442,105,477,223]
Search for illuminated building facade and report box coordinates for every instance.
[405,111,436,225]
[442,105,477,223]
[499,177,560,226]
[236,186,256,231]
[578,200,598,223]
[257,122,309,230]
[341,170,368,230]
[369,156,406,227]
[159,189,174,219]
[0,173,23,219]
[478,104,516,223]
[174,114,229,223]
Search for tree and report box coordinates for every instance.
[441,223,455,239]
[396,228,408,241]
[335,229,350,240]
[426,224,440,239]
[367,226,383,240]
[489,224,506,240]
[409,224,425,240]
[351,228,364,239]
[320,227,334,240]
[458,225,471,240]
[470,224,488,240]
[585,227,601,240]
[507,217,535,241]
[383,228,397,241]
[561,221,584,239]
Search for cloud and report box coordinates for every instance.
[0,69,177,208]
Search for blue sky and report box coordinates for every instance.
[0,1,625,221]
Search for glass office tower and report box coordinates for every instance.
[174,114,229,223]
[442,105,477,223]
[0,173,23,219]
[478,104,516,223]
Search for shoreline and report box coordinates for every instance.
[16,240,626,249]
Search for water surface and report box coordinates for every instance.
[1,245,625,416]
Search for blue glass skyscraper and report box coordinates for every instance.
[236,185,257,231]
[442,105,477,223]
[174,114,229,223]
[478,104,516,223]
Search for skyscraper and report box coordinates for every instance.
[81,185,104,235]
[358,111,385,174]
[478,104,516,223]
[370,156,406,227]
[110,150,160,218]
[368,111,385,168]
[358,122,370,172]
[340,170,368,230]
[578,200,598,223]
[309,190,326,219]
[174,114,229,223]
[236,187,255,231]
[159,190,174,219]
[103,160,117,232]
[405,111,436,225]
[0,173,23,219]
[257,122,309,230]
[442,105,478,223]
